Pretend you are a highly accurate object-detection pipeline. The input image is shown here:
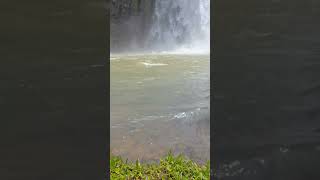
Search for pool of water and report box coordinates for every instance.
[110,54,210,163]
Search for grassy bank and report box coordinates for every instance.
[110,152,210,179]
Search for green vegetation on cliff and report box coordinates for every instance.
[110,152,210,179]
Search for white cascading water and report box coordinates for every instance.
[148,0,210,54]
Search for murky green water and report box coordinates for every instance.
[110,54,210,163]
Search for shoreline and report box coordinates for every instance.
[110,152,210,179]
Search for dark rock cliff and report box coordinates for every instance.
[110,0,155,52]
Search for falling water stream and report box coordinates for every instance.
[148,0,210,53]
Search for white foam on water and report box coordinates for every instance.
[141,62,168,68]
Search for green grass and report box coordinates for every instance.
[110,151,210,179]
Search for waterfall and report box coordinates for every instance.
[148,0,210,54]
[110,0,210,54]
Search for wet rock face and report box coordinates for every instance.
[111,0,154,19]
[110,0,155,53]
[213,0,320,179]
